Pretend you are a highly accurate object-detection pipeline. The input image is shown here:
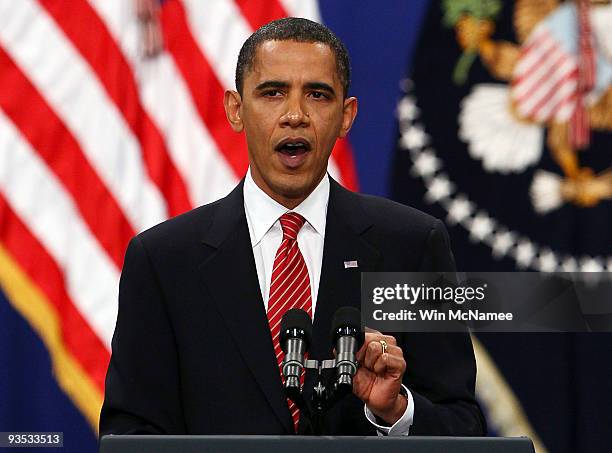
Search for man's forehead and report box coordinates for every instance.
[248,40,339,82]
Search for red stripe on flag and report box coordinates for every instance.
[332,138,359,191]
[160,0,250,178]
[0,196,110,391]
[0,47,134,269]
[40,0,192,216]
[233,0,287,30]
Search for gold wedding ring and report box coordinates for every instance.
[379,339,388,354]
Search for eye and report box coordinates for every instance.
[310,91,329,100]
[263,89,283,97]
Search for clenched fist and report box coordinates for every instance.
[352,329,408,425]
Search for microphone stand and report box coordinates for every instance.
[287,358,354,436]
[281,307,362,435]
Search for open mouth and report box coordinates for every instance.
[275,138,312,156]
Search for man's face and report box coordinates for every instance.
[224,40,357,208]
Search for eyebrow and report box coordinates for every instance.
[304,82,336,96]
[254,80,289,91]
[254,80,336,96]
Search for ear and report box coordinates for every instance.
[224,90,244,132]
[338,96,358,138]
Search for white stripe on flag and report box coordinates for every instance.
[0,0,168,232]
[327,157,341,181]
[0,111,118,349]
[279,0,322,21]
[555,95,577,123]
[182,0,252,90]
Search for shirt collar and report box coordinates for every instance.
[244,168,329,247]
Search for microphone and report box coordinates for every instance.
[280,309,312,394]
[330,307,364,392]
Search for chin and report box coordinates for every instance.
[276,183,310,199]
[273,176,313,199]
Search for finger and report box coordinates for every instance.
[353,367,375,392]
[363,330,396,344]
[363,332,382,344]
[352,368,374,402]
[387,352,406,374]
[364,339,395,370]
[355,333,403,363]
[373,351,406,376]
[357,333,379,361]
[384,344,403,358]
[380,334,397,347]
[363,339,382,369]
[364,340,402,357]
[372,351,388,375]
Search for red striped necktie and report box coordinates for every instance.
[267,212,313,433]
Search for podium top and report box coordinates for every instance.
[99,435,534,453]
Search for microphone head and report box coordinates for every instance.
[331,306,364,348]
[279,308,312,351]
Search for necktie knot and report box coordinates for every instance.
[279,212,305,241]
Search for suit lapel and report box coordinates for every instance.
[198,182,293,433]
[311,179,381,359]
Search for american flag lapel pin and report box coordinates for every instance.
[344,260,358,269]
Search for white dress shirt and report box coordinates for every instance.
[243,168,413,435]
[244,168,328,311]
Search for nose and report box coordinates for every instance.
[280,95,310,128]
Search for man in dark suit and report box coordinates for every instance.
[100,17,485,436]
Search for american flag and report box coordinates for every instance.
[510,0,598,150]
[0,0,357,432]
[511,23,579,124]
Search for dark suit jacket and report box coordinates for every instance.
[100,178,486,436]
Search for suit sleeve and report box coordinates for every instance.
[99,236,186,436]
[403,219,487,435]
[417,218,457,272]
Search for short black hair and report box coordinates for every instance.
[235,17,351,98]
